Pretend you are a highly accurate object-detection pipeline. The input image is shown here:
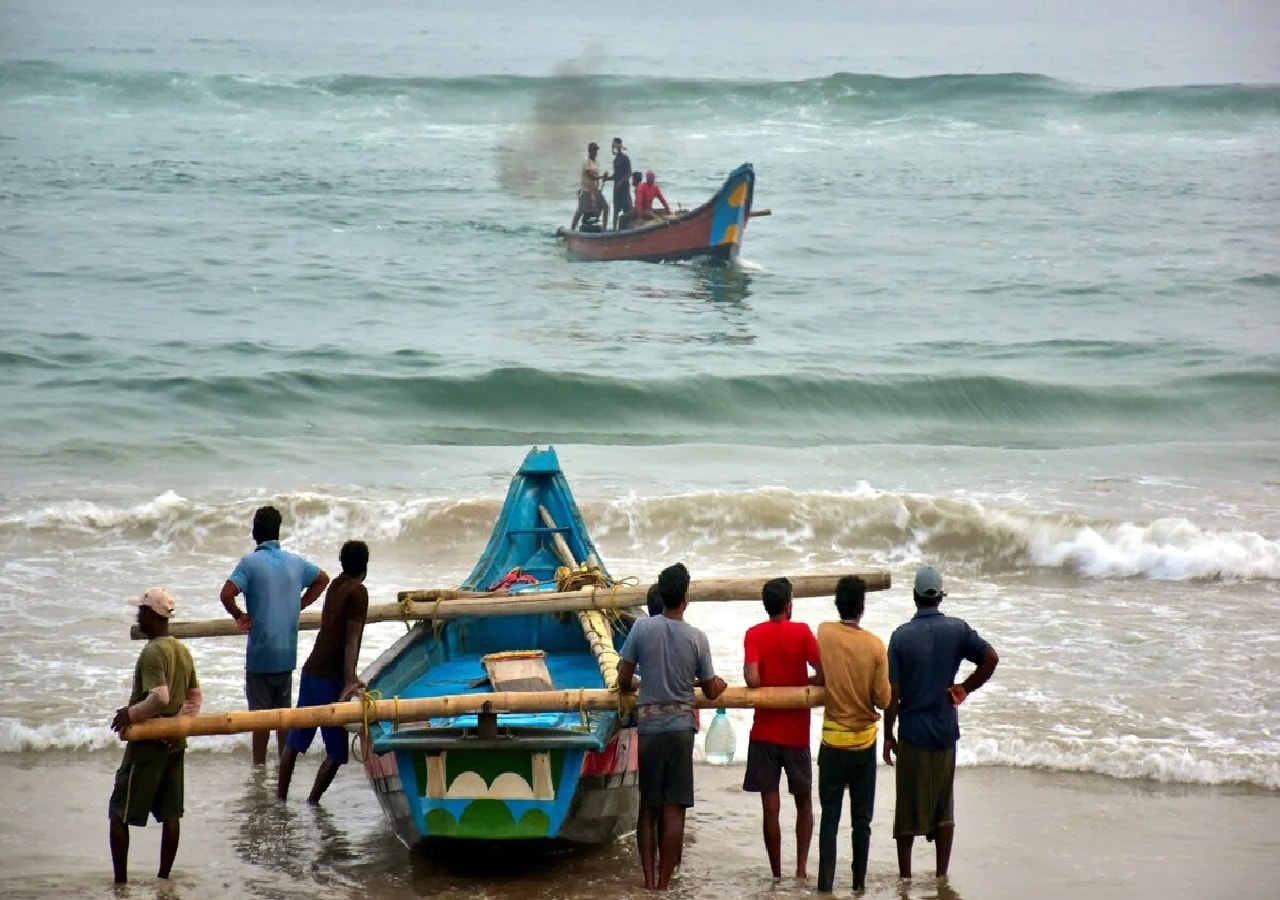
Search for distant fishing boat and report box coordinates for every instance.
[556,163,765,263]
[357,447,641,847]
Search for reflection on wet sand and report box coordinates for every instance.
[897,875,963,900]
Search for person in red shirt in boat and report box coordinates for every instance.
[634,169,672,223]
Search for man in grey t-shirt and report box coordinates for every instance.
[619,563,727,891]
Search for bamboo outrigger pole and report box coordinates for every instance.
[536,504,621,692]
[124,685,825,742]
[133,572,892,640]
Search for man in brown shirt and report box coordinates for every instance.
[277,540,370,803]
[814,576,890,893]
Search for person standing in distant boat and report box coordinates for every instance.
[109,588,203,885]
[618,563,727,891]
[742,577,823,882]
[814,576,890,894]
[571,141,608,231]
[635,169,672,222]
[278,539,370,804]
[606,136,634,230]
[883,567,999,881]
[220,505,329,766]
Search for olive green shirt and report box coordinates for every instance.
[130,635,199,748]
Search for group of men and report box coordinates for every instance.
[108,506,998,894]
[571,137,672,232]
[108,505,369,884]
[620,563,998,893]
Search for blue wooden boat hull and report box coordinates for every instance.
[357,447,640,848]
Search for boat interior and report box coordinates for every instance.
[362,449,635,754]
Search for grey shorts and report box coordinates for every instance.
[638,730,696,808]
[245,670,292,711]
[743,740,813,794]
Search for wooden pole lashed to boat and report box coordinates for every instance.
[123,685,825,742]
[134,572,892,640]
[537,504,622,693]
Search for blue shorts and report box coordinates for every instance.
[286,673,349,765]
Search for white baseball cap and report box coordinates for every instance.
[128,587,176,618]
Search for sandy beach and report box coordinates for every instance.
[3,751,1276,900]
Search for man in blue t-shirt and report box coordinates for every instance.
[882,566,999,881]
[618,563,727,891]
[220,505,329,765]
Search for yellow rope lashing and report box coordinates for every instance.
[552,564,633,693]
[430,595,447,639]
[352,689,404,761]
[352,688,383,762]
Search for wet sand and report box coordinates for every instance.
[2,751,1276,900]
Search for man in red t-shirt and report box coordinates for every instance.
[743,577,824,880]
[634,169,672,222]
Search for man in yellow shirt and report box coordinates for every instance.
[814,576,890,893]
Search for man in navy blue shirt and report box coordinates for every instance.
[883,566,998,881]
[605,137,633,231]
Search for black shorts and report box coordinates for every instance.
[743,739,812,794]
[613,182,633,212]
[245,670,292,711]
[109,742,185,826]
[638,730,696,808]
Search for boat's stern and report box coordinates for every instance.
[361,715,638,847]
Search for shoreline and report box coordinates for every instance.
[2,750,1276,899]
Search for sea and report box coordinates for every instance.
[1,0,1278,897]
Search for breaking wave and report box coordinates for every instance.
[4,485,1277,581]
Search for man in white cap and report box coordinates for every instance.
[882,566,998,882]
[108,587,202,885]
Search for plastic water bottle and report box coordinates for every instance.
[704,709,736,765]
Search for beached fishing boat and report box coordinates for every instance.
[556,163,760,263]
[356,447,641,848]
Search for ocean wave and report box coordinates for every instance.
[12,365,1280,449]
[959,736,1280,790]
[4,486,1277,582]
[3,61,1277,122]
[0,717,245,754]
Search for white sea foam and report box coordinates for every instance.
[0,717,246,754]
[4,486,1278,581]
[1026,518,1280,580]
[958,736,1280,790]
